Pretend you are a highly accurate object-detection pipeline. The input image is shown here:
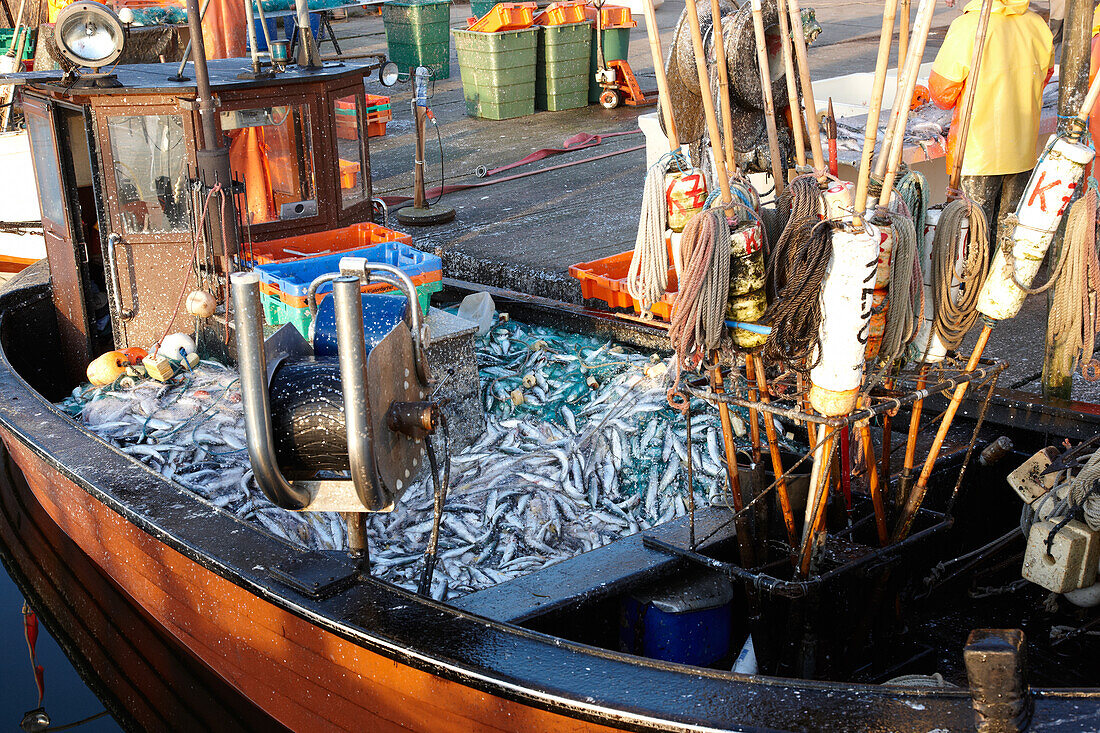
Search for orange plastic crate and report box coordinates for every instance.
[338,159,361,189]
[582,3,635,28]
[569,239,677,320]
[467,2,536,31]
[248,222,414,265]
[533,1,586,25]
[367,118,390,137]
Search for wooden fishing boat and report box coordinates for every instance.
[2,262,1100,730]
[0,3,1098,731]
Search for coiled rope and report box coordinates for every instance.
[894,170,930,243]
[627,156,677,311]
[769,175,823,289]
[762,218,833,371]
[1046,186,1100,377]
[879,213,920,361]
[669,207,731,368]
[931,198,989,350]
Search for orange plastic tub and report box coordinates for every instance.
[339,159,361,189]
[248,222,414,265]
[467,2,536,32]
[533,1,587,25]
[569,238,677,320]
[582,3,635,28]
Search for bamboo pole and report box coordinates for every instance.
[753,354,798,549]
[784,0,826,174]
[948,0,995,191]
[897,0,993,500]
[683,0,733,203]
[898,364,927,501]
[898,0,910,90]
[641,0,680,150]
[774,0,806,168]
[851,0,902,229]
[750,0,786,193]
[857,400,889,545]
[799,427,836,576]
[745,353,763,465]
[685,0,757,570]
[893,324,991,541]
[708,0,737,173]
[876,0,938,208]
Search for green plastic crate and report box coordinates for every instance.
[453,27,538,120]
[588,25,631,104]
[383,0,451,79]
[261,284,440,339]
[536,22,591,111]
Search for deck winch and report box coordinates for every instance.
[232,259,439,514]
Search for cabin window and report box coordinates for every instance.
[223,104,317,225]
[25,111,66,227]
[106,114,190,234]
[333,93,367,210]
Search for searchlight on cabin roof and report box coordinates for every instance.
[53,0,125,83]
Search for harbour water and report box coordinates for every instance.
[0,567,120,730]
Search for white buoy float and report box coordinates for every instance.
[977,137,1096,321]
[808,222,880,417]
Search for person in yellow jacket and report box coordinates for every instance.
[929,0,1054,249]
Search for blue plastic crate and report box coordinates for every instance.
[254,241,442,301]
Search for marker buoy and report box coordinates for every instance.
[977,138,1095,321]
[809,222,879,416]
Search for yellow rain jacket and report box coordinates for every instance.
[929,0,1054,177]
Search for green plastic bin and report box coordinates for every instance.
[469,0,495,18]
[383,0,452,80]
[453,27,538,120]
[536,22,591,111]
[588,25,631,104]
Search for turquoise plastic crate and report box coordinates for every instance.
[261,283,439,338]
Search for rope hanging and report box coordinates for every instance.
[669,207,731,368]
[769,175,823,288]
[627,158,673,311]
[931,198,989,350]
[1046,187,1100,377]
[762,218,833,372]
[879,214,920,361]
[895,170,930,243]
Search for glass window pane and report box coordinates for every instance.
[26,111,65,227]
[333,93,367,210]
[106,114,190,234]
[225,104,317,225]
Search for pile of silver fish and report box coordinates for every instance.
[60,363,352,551]
[60,315,794,601]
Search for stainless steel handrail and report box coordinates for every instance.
[332,276,386,511]
[304,258,429,384]
[231,271,313,510]
[105,233,135,320]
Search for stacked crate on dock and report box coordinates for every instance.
[453,18,539,120]
[365,94,393,137]
[254,240,443,337]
